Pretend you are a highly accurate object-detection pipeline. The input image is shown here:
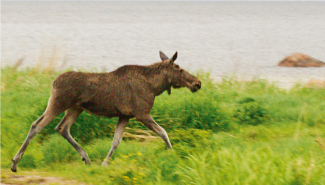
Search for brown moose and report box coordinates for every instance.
[11,51,201,172]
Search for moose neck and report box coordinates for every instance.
[144,64,172,96]
[148,71,171,96]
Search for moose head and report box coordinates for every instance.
[159,51,201,94]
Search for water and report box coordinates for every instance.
[2,1,325,88]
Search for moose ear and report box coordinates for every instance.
[159,51,169,61]
[170,51,178,64]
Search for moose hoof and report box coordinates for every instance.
[11,161,17,172]
[82,157,91,165]
[101,161,109,167]
[101,158,110,167]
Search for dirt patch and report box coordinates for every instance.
[1,170,87,185]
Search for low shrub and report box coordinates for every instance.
[168,129,212,158]
[41,135,79,164]
[235,97,270,125]
[19,154,37,169]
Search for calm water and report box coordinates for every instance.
[2,1,325,88]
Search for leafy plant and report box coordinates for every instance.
[235,97,270,125]
[168,129,212,158]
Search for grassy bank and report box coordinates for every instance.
[1,67,325,184]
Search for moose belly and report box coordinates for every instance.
[78,101,133,118]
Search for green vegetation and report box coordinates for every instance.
[1,67,325,185]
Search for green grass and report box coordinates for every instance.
[1,67,325,184]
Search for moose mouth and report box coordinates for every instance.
[171,81,201,92]
[189,82,201,93]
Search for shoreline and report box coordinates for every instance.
[2,63,324,90]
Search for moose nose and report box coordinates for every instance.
[194,81,201,90]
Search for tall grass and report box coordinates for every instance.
[176,141,325,185]
[1,67,325,184]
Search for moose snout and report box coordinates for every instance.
[191,81,201,92]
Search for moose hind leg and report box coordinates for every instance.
[11,98,64,172]
[55,107,90,165]
[137,114,172,149]
[102,117,129,166]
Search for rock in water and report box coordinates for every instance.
[278,53,325,67]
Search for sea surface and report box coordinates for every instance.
[2,1,325,88]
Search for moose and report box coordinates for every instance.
[11,51,201,172]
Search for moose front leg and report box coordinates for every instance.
[137,114,172,149]
[102,117,129,166]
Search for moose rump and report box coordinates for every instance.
[11,51,201,172]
